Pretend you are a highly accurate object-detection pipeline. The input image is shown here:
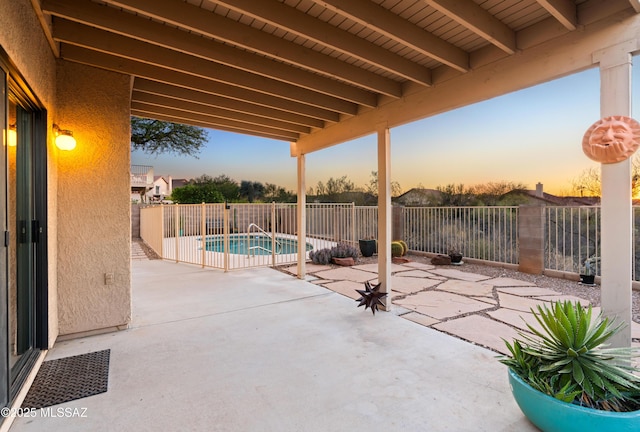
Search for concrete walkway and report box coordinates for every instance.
[280,261,640,356]
[11,260,538,432]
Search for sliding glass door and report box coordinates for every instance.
[8,96,36,392]
[0,51,48,408]
[0,65,7,410]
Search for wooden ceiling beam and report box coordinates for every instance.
[53,19,359,115]
[99,0,403,97]
[213,0,432,85]
[536,0,577,30]
[131,111,296,142]
[60,44,341,122]
[41,0,377,107]
[134,79,325,129]
[131,102,301,141]
[628,0,640,13]
[424,0,516,54]
[314,0,468,72]
[131,91,311,135]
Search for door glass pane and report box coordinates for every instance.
[0,67,7,408]
[8,97,34,381]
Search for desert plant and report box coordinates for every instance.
[309,248,333,265]
[582,255,599,276]
[309,243,359,265]
[500,300,640,412]
[391,241,404,257]
[331,243,359,259]
[398,240,409,256]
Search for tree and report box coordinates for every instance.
[309,176,356,200]
[263,183,295,202]
[131,118,208,157]
[435,184,476,206]
[571,155,640,197]
[239,180,265,203]
[190,174,240,202]
[571,167,602,197]
[471,181,527,205]
[365,171,403,197]
[171,184,224,204]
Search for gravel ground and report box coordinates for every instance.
[356,253,640,325]
[134,238,161,259]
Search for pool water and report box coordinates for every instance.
[204,234,313,255]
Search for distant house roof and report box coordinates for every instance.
[395,186,601,207]
[171,178,189,189]
[502,189,600,206]
[394,188,441,206]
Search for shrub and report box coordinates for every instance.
[331,243,359,259]
[309,248,333,265]
[309,243,359,265]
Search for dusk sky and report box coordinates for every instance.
[132,62,640,196]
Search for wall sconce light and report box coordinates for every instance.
[8,124,16,147]
[53,124,76,151]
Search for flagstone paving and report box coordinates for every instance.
[322,280,363,300]
[436,279,494,298]
[313,267,377,283]
[487,308,545,334]
[433,315,521,355]
[280,260,639,356]
[395,291,494,319]
[370,275,441,294]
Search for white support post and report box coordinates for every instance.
[377,125,392,310]
[201,202,206,268]
[174,204,179,263]
[297,154,307,279]
[271,201,276,268]
[594,41,637,347]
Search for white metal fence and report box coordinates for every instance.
[141,203,358,270]
[544,206,640,280]
[544,206,600,276]
[402,206,519,264]
[355,206,378,240]
[140,203,640,280]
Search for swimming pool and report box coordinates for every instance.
[203,234,313,255]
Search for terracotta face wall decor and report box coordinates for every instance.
[582,116,640,164]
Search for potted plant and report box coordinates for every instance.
[447,247,463,265]
[579,256,597,285]
[500,300,640,432]
[358,238,377,257]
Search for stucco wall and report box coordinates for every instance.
[56,61,132,335]
[0,0,59,346]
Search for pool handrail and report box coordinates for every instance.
[247,223,281,256]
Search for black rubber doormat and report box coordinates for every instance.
[22,349,110,409]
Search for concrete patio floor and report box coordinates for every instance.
[10,259,539,432]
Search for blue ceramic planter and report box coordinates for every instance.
[508,369,640,432]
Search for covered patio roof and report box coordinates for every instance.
[35,0,640,151]
[31,0,640,347]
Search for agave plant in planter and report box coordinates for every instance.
[500,300,640,432]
